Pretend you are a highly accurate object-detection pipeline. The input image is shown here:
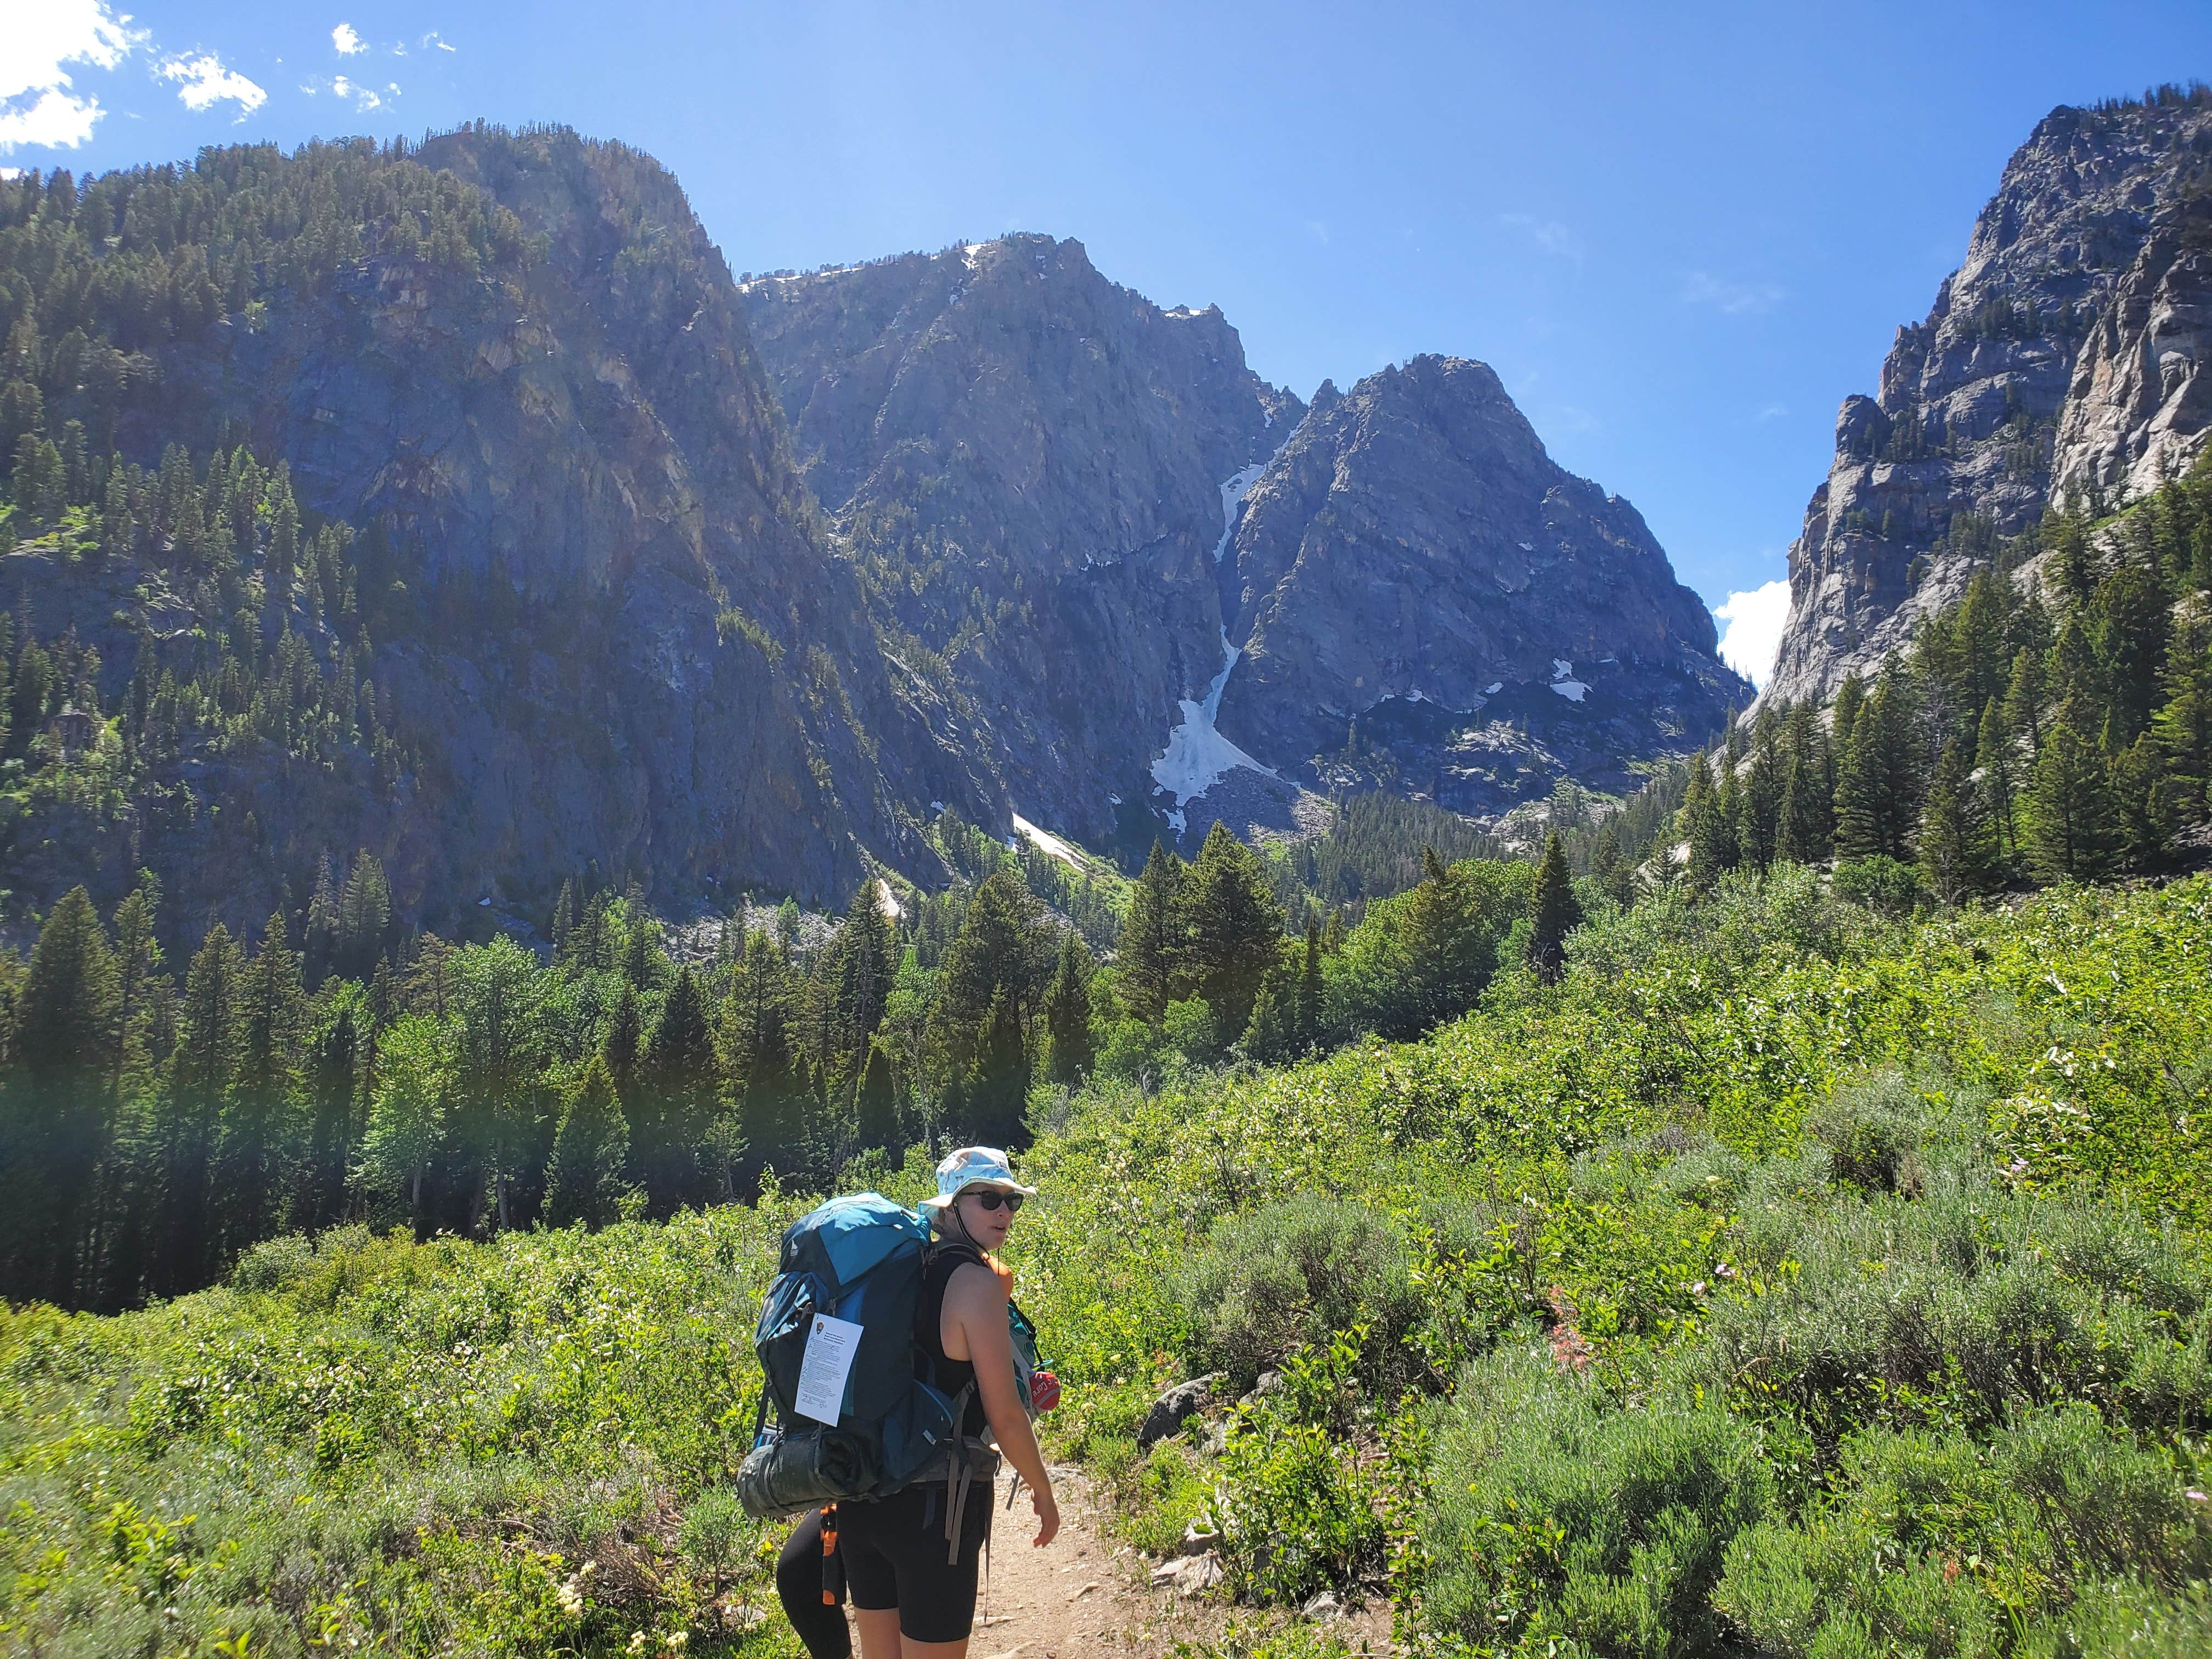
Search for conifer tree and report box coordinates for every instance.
[4,886,119,1304]
[1835,672,1921,860]
[1736,738,1781,873]
[1529,831,1583,983]
[1181,822,1285,1042]
[834,882,896,1074]
[1976,699,2019,870]
[2005,644,2051,755]
[603,981,643,1102]
[853,1040,898,1154]
[335,850,391,980]
[1117,840,1183,1026]
[1772,702,1832,865]
[1917,730,1994,903]
[547,1055,629,1229]
[1042,932,1094,1087]
[1683,757,1735,887]
[222,912,303,1259]
[2023,697,2116,881]
[159,924,244,1293]
[109,876,163,1093]
[2152,601,2212,814]
[637,966,715,1214]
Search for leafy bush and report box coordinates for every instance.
[1423,1345,1772,1655]
[1715,1407,2212,1655]
[1211,1334,1386,1605]
[1183,1194,1420,1390]
[1834,854,1923,915]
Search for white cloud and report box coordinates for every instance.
[1713,578,1793,687]
[1499,213,1585,265]
[330,74,380,109]
[160,53,266,119]
[1757,402,1788,422]
[0,0,147,153]
[1682,270,1785,316]
[422,31,456,52]
[332,22,366,55]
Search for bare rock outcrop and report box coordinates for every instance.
[1765,93,2212,710]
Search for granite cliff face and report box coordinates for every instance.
[741,235,1303,845]
[1767,95,2212,708]
[1214,358,1744,816]
[0,129,986,926]
[748,255,1740,844]
[2050,191,2212,509]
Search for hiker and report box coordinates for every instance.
[774,1147,1061,1658]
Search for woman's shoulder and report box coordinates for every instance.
[944,1252,1012,1308]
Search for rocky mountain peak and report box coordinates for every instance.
[1765,93,2212,709]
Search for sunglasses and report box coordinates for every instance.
[962,1189,1025,1214]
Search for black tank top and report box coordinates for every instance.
[916,1244,990,1437]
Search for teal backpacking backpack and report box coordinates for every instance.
[735,1193,1040,1545]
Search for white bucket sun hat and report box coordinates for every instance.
[920,1146,1039,1211]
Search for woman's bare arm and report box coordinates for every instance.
[944,1261,1059,1545]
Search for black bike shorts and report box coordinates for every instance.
[839,1481,993,1643]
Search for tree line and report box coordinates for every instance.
[1674,453,2212,898]
[0,811,1598,1312]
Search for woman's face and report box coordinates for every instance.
[953,1187,1017,1250]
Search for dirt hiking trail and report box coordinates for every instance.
[817,1468,1392,1658]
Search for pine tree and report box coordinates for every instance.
[1683,756,1736,887]
[1976,699,2019,871]
[622,905,662,990]
[936,870,1049,1141]
[834,882,895,1066]
[2152,600,2212,815]
[335,849,391,980]
[637,966,715,1215]
[547,1056,630,1229]
[603,982,643,1101]
[1835,673,1921,861]
[1736,738,1782,873]
[2004,644,2051,755]
[852,1040,898,1155]
[1117,840,1183,1025]
[161,925,244,1292]
[1917,729,1994,903]
[1042,932,1094,1087]
[2023,697,2116,881]
[1181,822,1285,1042]
[3,886,119,1304]
[222,911,303,1260]
[1529,831,1583,983]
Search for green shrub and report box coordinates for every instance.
[1834,854,1923,915]
[1184,1194,1420,1390]
[1715,1407,2212,1656]
[1423,1345,1771,1656]
[1211,1336,1385,1605]
[1706,1182,2212,1444]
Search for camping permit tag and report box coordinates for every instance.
[793,1313,864,1425]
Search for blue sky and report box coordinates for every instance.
[8,3,2211,681]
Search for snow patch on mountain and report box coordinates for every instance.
[1152,630,1277,807]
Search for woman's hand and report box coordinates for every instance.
[1031,1484,1060,1548]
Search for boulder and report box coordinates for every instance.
[1136,1373,1223,1448]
